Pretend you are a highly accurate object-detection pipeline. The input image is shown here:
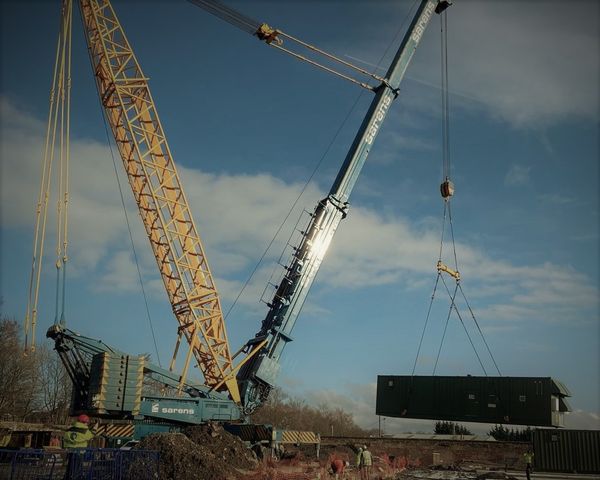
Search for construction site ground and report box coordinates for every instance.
[3,423,599,479]
[133,427,600,480]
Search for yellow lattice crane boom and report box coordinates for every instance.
[79,0,240,402]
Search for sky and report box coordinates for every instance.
[0,0,598,434]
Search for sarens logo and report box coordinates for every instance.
[150,402,194,415]
[410,1,435,44]
[365,95,392,145]
[161,407,195,415]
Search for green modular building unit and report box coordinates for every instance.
[376,375,571,427]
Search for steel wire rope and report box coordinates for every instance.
[441,11,450,182]
[60,0,73,326]
[432,11,487,376]
[432,278,457,375]
[411,273,440,376]
[459,284,502,376]
[223,92,366,322]
[25,3,72,349]
[55,2,72,327]
[98,115,162,367]
[435,275,487,376]
[187,0,261,34]
[447,199,459,273]
[187,0,386,90]
[448,202,501,375]
[81,5,161,366]
[223,0,421,322]
[411,200,447,374]
[448,188,502,374]
[414,7,502,380]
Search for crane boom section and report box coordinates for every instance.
[331,0,438,201]
[237,0,441,412]
[79,0,240,402]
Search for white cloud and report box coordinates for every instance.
[345,1,599,128]
[435,1,599,127]
[1,97,597,332]
[504,164,531,187]
[565,409,600,430]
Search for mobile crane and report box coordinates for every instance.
[43,0,450,438]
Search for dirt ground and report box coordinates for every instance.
[136,423,258,480]
[135,428,525,480]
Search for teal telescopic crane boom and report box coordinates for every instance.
[234,0,451,413]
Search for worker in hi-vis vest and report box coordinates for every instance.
[524,448,534,480]
[361,445,373,480]
[63,414,94,448]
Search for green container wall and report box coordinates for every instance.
[534,429,600,473]
[376,375,569,427]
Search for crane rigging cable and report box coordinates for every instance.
[187,0,385,91]
[93,82,163,368]
[188,0,261,35]
[24,0,73,351]
[223,0,421,323]
[411,8,502,377]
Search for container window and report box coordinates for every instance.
[519,395,526,402]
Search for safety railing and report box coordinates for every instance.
[0,448,159,480]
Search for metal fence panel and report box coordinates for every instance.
[0,448,158,480]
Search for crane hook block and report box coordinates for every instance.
[440,179,455,199]
[255,24,282,45]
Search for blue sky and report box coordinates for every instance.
[1,1,598,433]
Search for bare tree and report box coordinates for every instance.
[251,387,371,436]
[0,317,38,420]
[36,343,72,424]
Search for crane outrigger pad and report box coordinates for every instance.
[376,375,571,427]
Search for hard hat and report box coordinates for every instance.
[77,414,90,424]
[363,445,368,450]
[358,447,363,451]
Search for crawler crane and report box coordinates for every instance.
[39,0,450,438]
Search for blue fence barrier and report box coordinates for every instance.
[0,448,159,480]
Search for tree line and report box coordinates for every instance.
[434,421,534,441]
[251,388,376,437]
[0,316,71,424]
[4,312,532,440]
[1,313,374,435]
